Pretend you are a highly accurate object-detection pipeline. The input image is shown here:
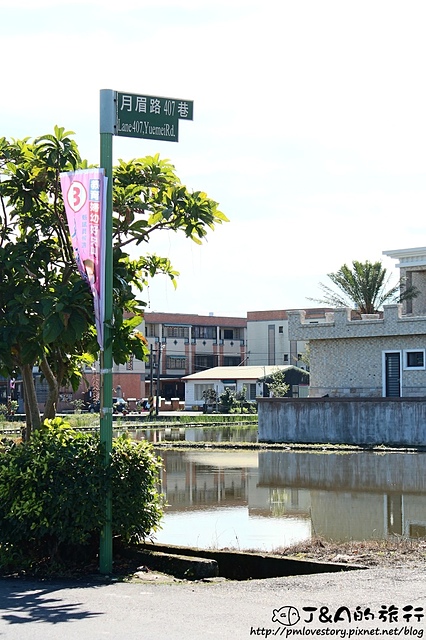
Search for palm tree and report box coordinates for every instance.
[308,260,418,315]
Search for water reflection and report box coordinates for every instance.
[129,425,258,444]
[153,448,426,551]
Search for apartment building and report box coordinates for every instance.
[144,312,247,400]
[143,309,331,401]
[5,307,331,411]
[246,308,332,368]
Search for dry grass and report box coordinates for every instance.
[273,536,426,568]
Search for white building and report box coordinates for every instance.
[183,365,309,409]
[246,309,331,368]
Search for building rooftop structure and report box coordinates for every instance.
[182,365,294,381]
[145,312,246,327]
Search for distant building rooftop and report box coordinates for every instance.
[383,247,426,268]
[182,365,297,381]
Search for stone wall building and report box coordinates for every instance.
[288,304,426,398]
[287,247,426,399]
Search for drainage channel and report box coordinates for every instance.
[126,543,367,581]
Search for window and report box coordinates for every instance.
[404,350,425,370]
[224,356,240,366]
[283,354,289,362]
[223,329,234,340]
[164,326,189,339]
[146,323,157,337]
[166,356,186,370]
[278,326,283,334]
[268,325,275,365]
[249,383,257,400]
[193,326,216,339]
[195,355,215,370]
[194,384,214,401]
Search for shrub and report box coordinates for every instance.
[0,400,18,418]
[219,387,237,413]
[109,433,163,543]
[0,418,163,573]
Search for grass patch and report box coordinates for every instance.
[272,536,426,568]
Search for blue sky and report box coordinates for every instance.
[2,0,426,316]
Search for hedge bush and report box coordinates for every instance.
[0,418,163,573]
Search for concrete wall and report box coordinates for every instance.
[257,397,426,447]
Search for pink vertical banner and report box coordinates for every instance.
[60,169,107,349]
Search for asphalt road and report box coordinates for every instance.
[0,566,425,640]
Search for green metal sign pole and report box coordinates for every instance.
[99,90,115,574]
[97,89,193,574]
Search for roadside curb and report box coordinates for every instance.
[124,548,219,580]
[123,543,367,581]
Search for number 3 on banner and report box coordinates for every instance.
[67,181,87,213]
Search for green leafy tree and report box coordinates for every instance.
[308,260,418,315]
[0,129,228,437]
[299,343,310,370]
[266,369,290,397]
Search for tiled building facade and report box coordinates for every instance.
[288,305,426,397]
[287,247,426,399]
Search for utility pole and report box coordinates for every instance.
[155,344,163,416]
[149,344,154,396]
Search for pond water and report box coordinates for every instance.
[127,424,258,444]
[148,445,426,552]
[123,425,426,552]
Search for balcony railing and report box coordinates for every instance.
[219,338,245,346]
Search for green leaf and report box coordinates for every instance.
[43,315,64,344]
[123,315,143,330]
[68,312,88,341]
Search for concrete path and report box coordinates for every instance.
[0,566,425,639]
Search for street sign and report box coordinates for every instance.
[98,87,194,573]
[116,92,194,142]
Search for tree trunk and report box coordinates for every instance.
[21,364,41,437]
[22,376,31,441]
[40,354,59,421]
